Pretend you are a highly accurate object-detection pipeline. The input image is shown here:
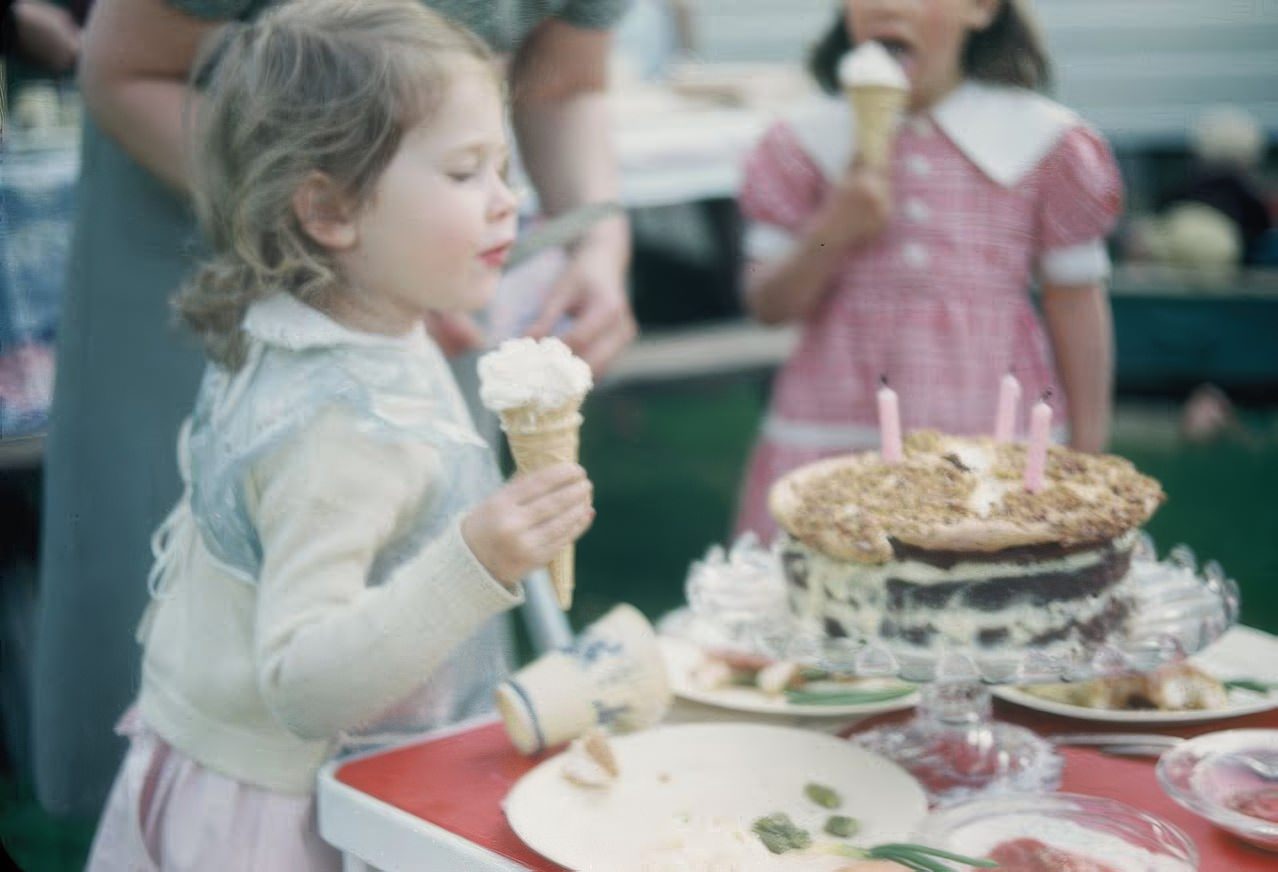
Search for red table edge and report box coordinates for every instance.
[328,706,1278,871]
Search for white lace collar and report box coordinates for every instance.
[788,80,1079,188]
[242,293,430,353]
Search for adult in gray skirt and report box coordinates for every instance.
[34,0,634,817]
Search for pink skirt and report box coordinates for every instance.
[86,709,341,872]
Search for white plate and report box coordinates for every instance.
[503,722,928,871]
[660,636,918,718]
[994,625,1278,724]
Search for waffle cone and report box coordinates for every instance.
[847,84,908,169]
[498,399,585,609]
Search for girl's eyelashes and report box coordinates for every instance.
[446,152,509,185]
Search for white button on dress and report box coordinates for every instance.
[907,154,932,176]
[902,242,930,268]
[905,199,930,222]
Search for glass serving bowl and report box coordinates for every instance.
[1156,729,1278,852]
[681,533,1239,805]
[914,792,1198,871]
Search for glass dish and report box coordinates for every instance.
[682,534,1239,804]
[914,792,1198,871]
[1157,729,1278,852]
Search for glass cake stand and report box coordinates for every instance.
[680,534,1240,806]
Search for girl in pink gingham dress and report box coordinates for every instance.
[736,0,1123,542]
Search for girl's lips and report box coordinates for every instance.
[895,52,918,81]
[479,243,512,268]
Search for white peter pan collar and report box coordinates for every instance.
[788,81,1079,188]
[243,293,429,353]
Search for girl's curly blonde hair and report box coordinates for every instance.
[176,0,496,369]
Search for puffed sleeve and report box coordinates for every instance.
[166,0,268,20]
[1035,125,1125,286]
[739,120,827,263]
[557,0,633,29]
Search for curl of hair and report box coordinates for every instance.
[808,0,1051,96]
[174,0,495,370]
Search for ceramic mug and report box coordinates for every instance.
[496,603,671,754]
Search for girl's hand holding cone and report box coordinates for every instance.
[812,161,893,251]
[461,463,595,588]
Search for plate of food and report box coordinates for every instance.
[660,635,918,718]
[503,723,937,871]
[994,626,1278,724]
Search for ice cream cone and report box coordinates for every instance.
[479,337,593,610]
[498,398,585,609]
[847,83,908,170]
[838,42,910,170]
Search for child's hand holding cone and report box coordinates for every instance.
[461,463,594,589]
[813,162,892,250]
[478,338,594,608]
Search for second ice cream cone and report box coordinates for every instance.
[848,84,907,169]
[838,42,910,171]
[499,400,584,609]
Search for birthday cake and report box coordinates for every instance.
[768,431,1164,652]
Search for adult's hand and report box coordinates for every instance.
[510,18,635,377]
[423,310,485,358]
[526,229,635,376]
[13,0,81,73]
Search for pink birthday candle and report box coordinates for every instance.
[877,376,902,463]
[1023,392,1052,492]
[993,372,1021,443]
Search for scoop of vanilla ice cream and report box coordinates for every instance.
[838,41,908,91]
[478,337,593,412]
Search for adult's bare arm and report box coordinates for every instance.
[78,0,222,192]
[10,0,81,72]
[510,18,635,375]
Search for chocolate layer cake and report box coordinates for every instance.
[769,431,1164,652]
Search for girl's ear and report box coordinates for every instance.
[964,0,1001,31]
[292,172,358,251]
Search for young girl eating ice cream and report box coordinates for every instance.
[735,0,1123,542]
[86,2,594,868]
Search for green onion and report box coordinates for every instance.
[1224,678,1277,694]
[823,814,859,838]
[890,855,953,872]
[867,842,1000,869]
[804,782,843,809]
[751,813,812,855]
[784,686,916,706]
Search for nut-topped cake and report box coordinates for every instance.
[769,431,1165,652]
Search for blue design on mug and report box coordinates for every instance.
[593,700,632,727]
[572,636,625,665]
